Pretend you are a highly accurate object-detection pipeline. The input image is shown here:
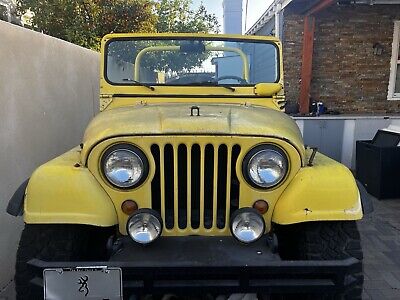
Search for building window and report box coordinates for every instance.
[388,21,400,100]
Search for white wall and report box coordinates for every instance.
[294,116,400,169]
[0,21,100,292]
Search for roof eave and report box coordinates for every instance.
[246,0,293,35]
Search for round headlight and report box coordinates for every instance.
[243,145,288,189]
[230,208,265,244]
[101,144,148,189]
[126,209,163,244]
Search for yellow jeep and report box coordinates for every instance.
[8,33,369,299]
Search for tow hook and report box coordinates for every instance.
[107,235,123,256]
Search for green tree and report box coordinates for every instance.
[139,0,220,73]
[156,0,219,33]
[17,0,157,50]
[17,0,219,51]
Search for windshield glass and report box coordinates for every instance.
[105,37,279,86]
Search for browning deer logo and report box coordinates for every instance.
[77,275,89,296]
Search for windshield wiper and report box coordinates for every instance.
[186,81,235,91]
[122,78,155,91]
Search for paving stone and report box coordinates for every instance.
[364,270,385,281]
[360,196,400,298]
[362,291,372,299]
[364,279,392,290]
[365,289,388,300]
[391,271,400,282]
[383,251,400,266]
[380,288,400,299]
[0,281,15,300]
[381,272,400,289]
[369,236,392,252]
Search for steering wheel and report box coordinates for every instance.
[216,75,247,84]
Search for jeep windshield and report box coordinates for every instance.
[105,37,279,87]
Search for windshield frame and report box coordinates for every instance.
[103,36,281,87]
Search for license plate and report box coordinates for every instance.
[44,267,122,300]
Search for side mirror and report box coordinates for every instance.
[254,83,282,97]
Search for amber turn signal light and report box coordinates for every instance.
[121,200,138,215]
[253,200,269,214]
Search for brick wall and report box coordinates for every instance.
[282,5,400,114]
[282,13,304,108]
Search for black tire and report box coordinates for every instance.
[15,224,115,300]
[274,221,363,300]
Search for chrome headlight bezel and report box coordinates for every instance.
[101,143,149,189]
[242,144,288,189]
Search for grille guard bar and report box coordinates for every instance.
[28,236,362,296]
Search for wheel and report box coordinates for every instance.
[274,221,363,300]
[15,224,114,300]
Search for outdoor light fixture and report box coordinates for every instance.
[373,43,384,56]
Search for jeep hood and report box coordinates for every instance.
[82,103,304,160]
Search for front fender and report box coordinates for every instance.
[272,152,363,224]
[24,147,118,226]
[7,178,29,216]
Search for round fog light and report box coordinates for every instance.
[126,209,162,244]
[230,208,265,244]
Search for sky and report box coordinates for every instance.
[191,0,274,33]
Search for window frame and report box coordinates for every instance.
[388,20,400,100]
[103,36,281,87]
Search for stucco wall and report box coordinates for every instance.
[0,21,100,291]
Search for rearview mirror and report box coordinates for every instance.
[180,42,206,53]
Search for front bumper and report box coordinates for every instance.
[29,236,361,296]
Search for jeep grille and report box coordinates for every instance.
[150,143,241,234]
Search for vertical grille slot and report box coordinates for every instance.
[164,144,174,229]
[190,144,201,229]
[150,141,241,233]
[217,145,228,229]
[177,144,187,229]
[204,144,214,229]
[230,145,241,214]
[150,145,161,213]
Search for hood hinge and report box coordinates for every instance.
[100,94,113,111]
[273,94,286,110]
